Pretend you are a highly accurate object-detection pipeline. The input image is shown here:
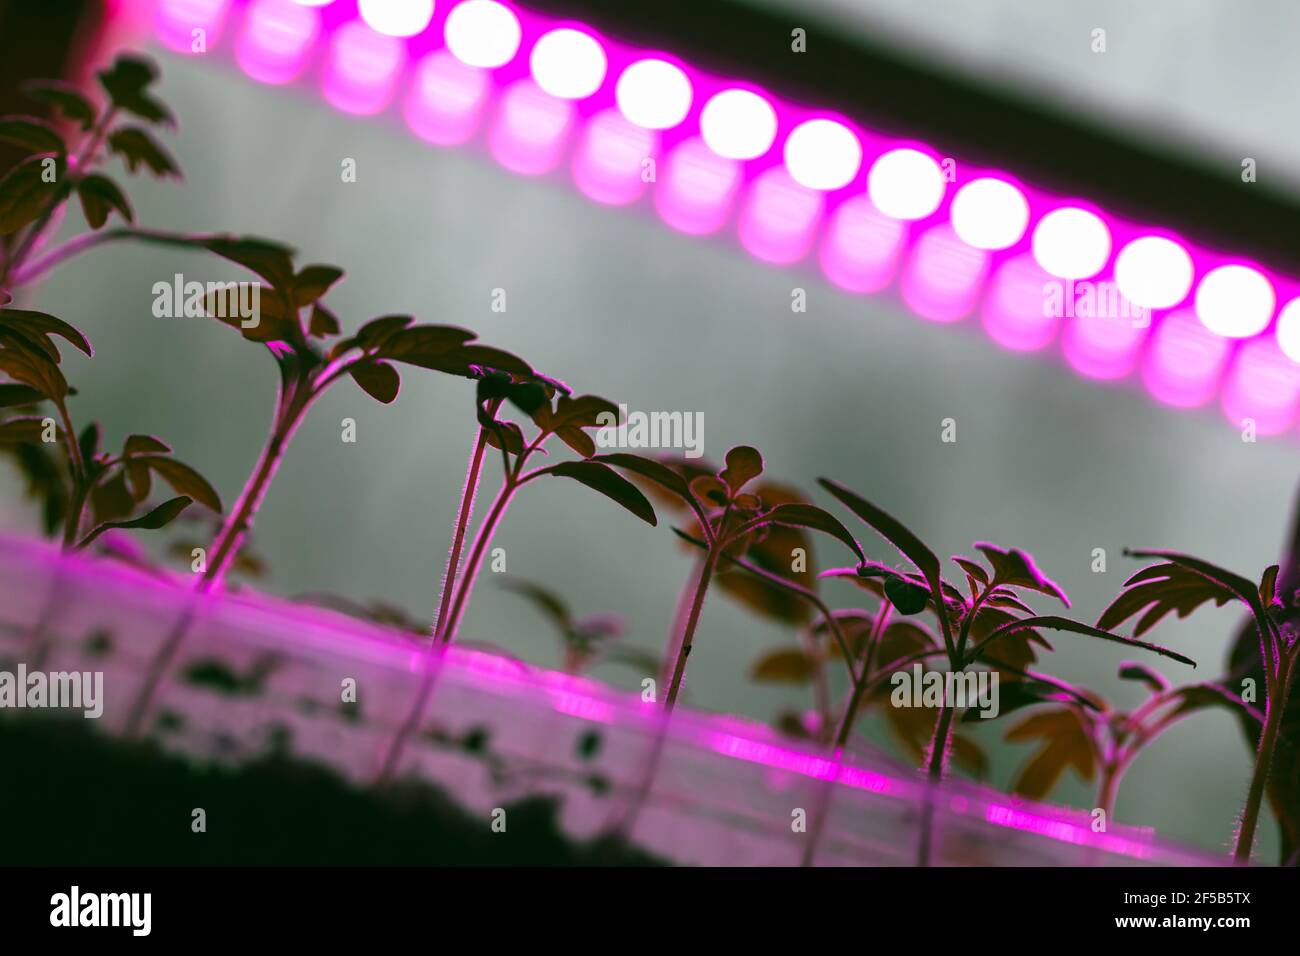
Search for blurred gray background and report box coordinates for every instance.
[4,0,1295,856]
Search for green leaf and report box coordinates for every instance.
[23,81,96,129]
[349,360,401,404]
[77,496,192,550]
[591,452,692,502]
[0,383,44,408]
[0,416,49,444]
[1117,661,1169,694]
[0,153,66,234]
[97,55,173,125]
[124,434,171,456]
[1124,548,1268,625]
[544,461,657,526]
[0,117,65,155]
[200,236,297,289]
[498,576,572,634]
[293,264,344,306]
[974,614,1196,667]
[308,303,340,338]
[77,174,133,229]
[1097,560,1237,637]
[1259,564,1280,608]
[885,575,931,615]
[356,315,416,350]
[953,556,989,586]
[107,126,180,178]
[749,646,815,684]
[1005,707,1097,799]
[720,445,763,492]
[136,456,222,512]
[761,502,864,566]
[974,542,1070,606]
[0,307,94,357]
[0,343,68,400]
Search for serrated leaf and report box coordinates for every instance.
[200,236,297,289]
[0,117,65,155]
[0,307,93,357]
[77,173,133,229]
[308,303,339,338]
[107,126,180,178]
[24,81,96,129]
[974,541,1070,606]
[123,434,171,456]
[761,502,865,566]
[349,360,400,404]
[1005,707,1097,800]
[97,55,173,125]
[0,153,66,234]
[293,264,344,306]
[974,614,1195,667]
[1097,561,1236,636]
[545,461,656,526]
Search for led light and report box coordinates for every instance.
[1196,265,1275,338]
[1031,207,1110,279]
[616,59,692,130]
[655,137,741,236]
[700,89,777,160]
[490,79,575,176]
[783,119,860,191]
[236,0,320,85]
[1221,339,1300,436]
[156,0,230,54]
[1113,236,1193,310]
[572,108,657,206]
[1141,310,1231,408]
[819,196,906,295]
[322,21,405,115]
[901,223,989,323]
[530,28,606,99]
[982,254,1060,350]
[738,167,824,264]
[950,178,1028,250]
[404,49,489,145]
[868,148,945,221]
[445,0,520,69]
[1276,298,1300,363]
[358,0,434,38]
[290,0,333,5]
[1062,309,1149,381]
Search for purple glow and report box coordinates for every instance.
[901,223,990,323]
[235,0,319,85]
[819,196,906,294]
[1221,338,1300,435]
[140,0,1300,441]
[403,50,490,146]
[654,136,741,235]
[985,803,1153,860]
[982,254,1060,350]
[1141,310,1231,408]
[489,78,575,175]
[155,0,231,53]
[737,167,823,265]
[322,20,405,116]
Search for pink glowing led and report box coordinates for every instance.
[1062,307,1150,381]
[236,0,320,85]
[489,78,576,176]
[819,195,906,295]
[155,0,230,54]
[403,49,490,146]
[1141,310,1232,408]
[572,108,657,205]
[901,223,989,323]
[143,0,1300,440]
[322,20,406,116]
[1221,338,1300,435]
[737,167,824,265]
[654,136,742,235]
[982,254,1061,350]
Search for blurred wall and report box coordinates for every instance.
[4,9,1293,856]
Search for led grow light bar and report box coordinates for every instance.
[146,0,1300,437]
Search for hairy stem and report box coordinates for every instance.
[12,226,214,286]
[1234,653,1294,863]
[664,547,719,711]
[432,426,491,643]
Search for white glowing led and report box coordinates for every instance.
[444,0,520,68]
[1031,207,1111,279]
[1276,298,1300,363]
[1196,265,1275,338]
[949,177,1028,249]
[700,89,777,160]
[358,0,434,37]
[1113,236,1193,309]
[290,0,333,6]
[867,148,945,221]
[615,59,692,130]
[530,28,606,99]
[783,119,860,191]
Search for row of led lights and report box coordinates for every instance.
[155,0,1300,429]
